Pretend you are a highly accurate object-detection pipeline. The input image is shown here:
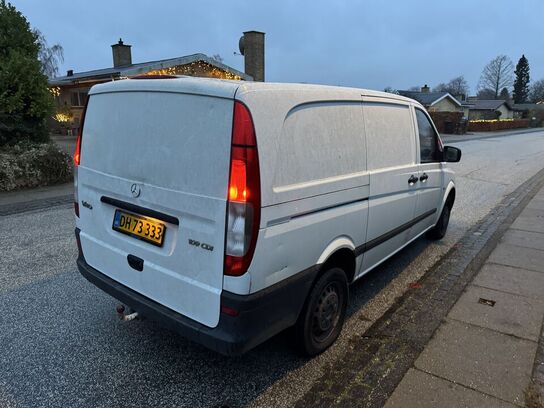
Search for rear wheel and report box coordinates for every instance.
[427,202,451,240]
[296,267,348,356]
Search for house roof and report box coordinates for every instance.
[49,53,251,86]
[397,91,461,107]
[468,100,512,110]
[512,103,544,111]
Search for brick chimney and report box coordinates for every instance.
[421,84,430,93]
[239,31,265,82]
[111,38,132,67]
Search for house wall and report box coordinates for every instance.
[50,85,93,134]
[468,105,514,121]
[497,104,513,119]
[469,110,496,120]
[428,98,460,112]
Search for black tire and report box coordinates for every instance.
[296,267,348,356]
[427,203,451,240]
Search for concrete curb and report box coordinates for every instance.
[0,194,72,217]
[294,166,544,407]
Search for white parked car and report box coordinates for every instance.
[74,77,461,356]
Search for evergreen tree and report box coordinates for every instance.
[513,54,530,103]
[499,87,511,102]
[0,0,53,145]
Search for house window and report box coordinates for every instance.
[70,91,88,107]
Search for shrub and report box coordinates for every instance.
[0,141,72,191]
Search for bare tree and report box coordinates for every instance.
[34,29,63,78]
[434,76,469,97]
[477,55,514,99]
[433,82,447,92]
[447,76,469,96]
[211,54,224,63]
[408,85,421,91]
[477,88,496,99]
[529,79,544,103]
[383,86,398,94]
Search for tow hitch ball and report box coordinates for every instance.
[116,304,139,321]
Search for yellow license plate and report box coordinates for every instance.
[112,210,166,247]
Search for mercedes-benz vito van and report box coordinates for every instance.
[75,77,461,356]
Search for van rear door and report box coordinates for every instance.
[76,80,236,328]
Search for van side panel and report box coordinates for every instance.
[359,100,419,276]
[250,191,368,293]
[77,90,234,328]
[274,102,367,190]
[236,93,369,293]
[236,88,370,207]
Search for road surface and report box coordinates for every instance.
[1,130,544,408]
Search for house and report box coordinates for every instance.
[513,103,544,126]
[398,85,464,133]
[398,85,463,112]
[464,100,513,120]
[49,31,265,133]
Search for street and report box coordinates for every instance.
[2,130,544,408]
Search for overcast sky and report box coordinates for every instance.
[12,0,544,93]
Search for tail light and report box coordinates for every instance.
[224,101,261,276]
[74,99,88,217]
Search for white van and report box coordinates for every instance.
[75,77,461,356]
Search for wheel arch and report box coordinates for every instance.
[316,237,358,284]
[440,181,456,214]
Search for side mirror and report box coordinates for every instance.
[443,146,461,162]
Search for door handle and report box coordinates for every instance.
[420,173,429,182]
[408,175,419,185]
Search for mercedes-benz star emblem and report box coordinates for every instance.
[130,183,141,198]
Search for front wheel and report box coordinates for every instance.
[296,267,348,356]
[427,203,451,240]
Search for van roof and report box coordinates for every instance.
[89,76,416,105]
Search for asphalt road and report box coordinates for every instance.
[2,130,544,408]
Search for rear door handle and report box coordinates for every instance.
[408,175,419,185]
[420,173,428,182]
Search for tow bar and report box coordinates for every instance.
[116,304,139,321]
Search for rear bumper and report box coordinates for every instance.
[76,229,318,356]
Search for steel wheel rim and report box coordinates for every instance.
[311,282,341,343]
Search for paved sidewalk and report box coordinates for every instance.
[386,188,544,407]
